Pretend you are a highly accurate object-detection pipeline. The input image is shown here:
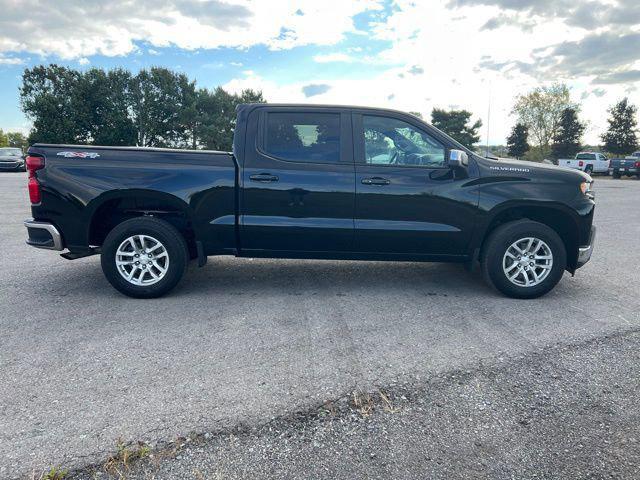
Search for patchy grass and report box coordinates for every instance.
[103,440,151,478]
[34,466,68,480]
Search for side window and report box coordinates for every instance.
[362,115,445,168]
[264,112,340,163]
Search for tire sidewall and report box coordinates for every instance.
[483,221,567,299]
[101,218,188,298]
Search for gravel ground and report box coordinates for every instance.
[0,173,639,478]
[76,327,640,480]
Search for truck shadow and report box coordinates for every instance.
[176,257,489,298]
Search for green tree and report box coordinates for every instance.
[0,129,7,147]
[506,123,529,159]
[128,67,197,147]
[551,108,585,159]
[20,64,84,144]
[512,83,576,158]
[601,98,638,156]
[19,64,264,150]
[431,108,482,149]
[6,132,28,150]
[78,68,137,145]
[197,87,265,151]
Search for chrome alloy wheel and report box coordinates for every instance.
[115,234,169,286]
[502,237,553,287]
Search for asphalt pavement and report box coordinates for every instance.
[0,172,639,478]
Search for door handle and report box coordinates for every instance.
[250,173,279,182]
[361,177,390,186]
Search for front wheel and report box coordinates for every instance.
[482,220,566,299]
[101,217,189,298]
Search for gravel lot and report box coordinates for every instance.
[1,172,639,478]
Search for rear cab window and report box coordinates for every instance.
[576,153,596,160]
[263,112,341,163]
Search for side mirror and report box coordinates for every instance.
[448,149,468,168]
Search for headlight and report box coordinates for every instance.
[580,181,594,198]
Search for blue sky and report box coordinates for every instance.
[1,0,639,144]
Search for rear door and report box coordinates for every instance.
[240,107,355,253]
[352,111,477,257]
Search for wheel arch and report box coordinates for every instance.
[478,203,581,271]
[85,189,198,258]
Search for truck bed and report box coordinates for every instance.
[28,144,238,254]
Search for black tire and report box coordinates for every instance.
[613,171,621,179]
[481,220,566,299]
[101,217,189,298]
[584,165,593,174]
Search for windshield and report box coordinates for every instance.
[0,148,22,157]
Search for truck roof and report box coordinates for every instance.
[238,102,425,118]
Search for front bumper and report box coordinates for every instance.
[576,225,596,268]
[0,161,23,170]
[24,218,64,250]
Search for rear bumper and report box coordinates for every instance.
[576,225,596,268]
[609,167,637,174]
[24,218,64,251]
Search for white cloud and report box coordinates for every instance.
[225,0,640,145]
[313,53,355,63]
[0,0,383,59]
[0,54,24,65]
[78,57,90,65]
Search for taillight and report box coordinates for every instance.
[26,155,45,204]
[28,177,41,204]
[578,160,584,167]
[635,161,640,168]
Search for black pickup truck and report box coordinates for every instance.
[24,104,596,299]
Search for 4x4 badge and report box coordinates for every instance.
[56,151,100,158]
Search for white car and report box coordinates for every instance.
[558,152,609,175]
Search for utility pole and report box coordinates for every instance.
[486,82,491,157]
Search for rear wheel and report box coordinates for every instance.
[482,220,566,299]
[101,217,189,298]
[613,171,621,179]
[584,165,593,174]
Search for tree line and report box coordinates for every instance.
[13,66,640,161]
[506,84,639,160]
[19,65,265,150]
[0,130,28,150]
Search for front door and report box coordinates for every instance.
[240,107,355,253]
[353,112,477,257]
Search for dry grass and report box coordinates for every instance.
[378,390,398,413]
[351,390,374,416]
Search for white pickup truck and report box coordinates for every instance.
[558,152,609,175]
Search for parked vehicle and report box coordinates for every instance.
[558,152,609,175]
[609,152,640,178]
[0,147,25,171]
[24,104,596,299]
